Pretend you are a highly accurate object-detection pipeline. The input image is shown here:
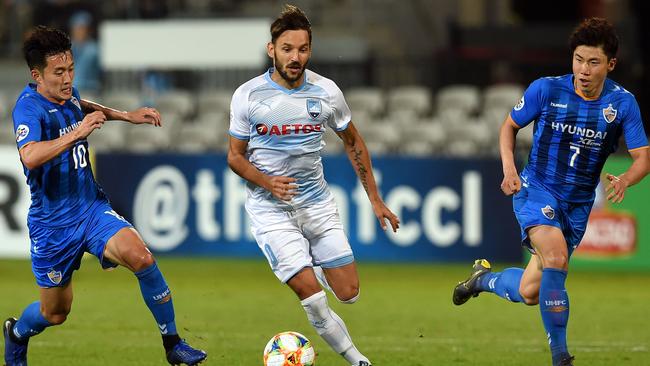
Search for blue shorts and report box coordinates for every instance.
[28,199,132,288]
[513,183,593,256]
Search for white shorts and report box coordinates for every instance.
[247,199,354,283]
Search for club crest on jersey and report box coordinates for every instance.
[306,99,322,119]
[602,103,617,123]
[47,269,62,285]
[541,205,555,220]
[15,124,30,142]
[70,96,81,111]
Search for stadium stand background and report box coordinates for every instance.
[0,0,648,156]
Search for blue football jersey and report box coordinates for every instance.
[12,84,105,227]
[511,74,648,203]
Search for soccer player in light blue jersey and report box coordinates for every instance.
[452,18,650,366]
[2,26,206,366]
[228,5,400,366]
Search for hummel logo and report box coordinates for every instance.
[48,108,58,113]
[550,102,567,109]
[158,324,168,335]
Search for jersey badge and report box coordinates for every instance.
[47,269,63,285]
[70,96,82,111]
[15,124,30,142]
[602,103,617,124]
[541,205,555,220]
[514,96,525,111]
[307,99,322,119]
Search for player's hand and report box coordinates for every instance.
[605,173,628,203]
[500,170,521,196]
[126,107,162,127]
[266,176,298,201]
[76,111,106,139]
[371,200,400,232]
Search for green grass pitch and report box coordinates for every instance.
[1,258,649,365]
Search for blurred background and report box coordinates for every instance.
[1,0,649,268]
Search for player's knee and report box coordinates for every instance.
[543,252,568,270]
[43,310,70,325]
[130,252,155,272]
[335,285,360,304]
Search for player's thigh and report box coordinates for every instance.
[528,225,569,270]
[519,254,543,305]
[322,262,359,301]
[103,227,153,272]
[302,201,354,273]
[286,267,323,300]
[39,281,73,323]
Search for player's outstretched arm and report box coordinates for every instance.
[19,111,106,170]
[336,122,400,232]
[605,147,650,203]
[80,99,161,127]
[226,136,297,201]
[499,114,522,196]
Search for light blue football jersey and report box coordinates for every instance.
[229,68,351,210]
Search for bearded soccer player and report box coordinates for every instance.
[452,18,649,366]
[3,26,207,366]
[227,5,400,366]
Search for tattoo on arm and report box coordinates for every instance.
[353,147,369,192]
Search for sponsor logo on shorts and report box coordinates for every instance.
[541,205,555,220]
[47,269,62,285]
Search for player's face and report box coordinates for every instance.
[572,45,616,98]
[267,30,311,88]
[31,50,75,104]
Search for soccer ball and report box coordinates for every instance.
[263,331,316,366]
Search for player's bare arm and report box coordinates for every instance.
[499,114,522,196]
[605,147,650,203]
[336,122,400,232]
[80,99,162,127]
[227,136,298,201]
[19,111,106,170]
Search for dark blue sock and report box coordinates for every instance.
[477,268,524,303]
[13,301,52,340]
[539,268,570,365]
[135,262,177,336]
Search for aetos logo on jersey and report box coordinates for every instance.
[255,123,322,136]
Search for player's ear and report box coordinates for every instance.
[267,42,275,59]
[30,68,42,83]
[607,57,617,72]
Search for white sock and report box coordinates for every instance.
[300,291,370,365]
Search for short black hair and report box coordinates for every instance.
[569,17,619,60]
[23,25,72,70]
[270,4,311,44]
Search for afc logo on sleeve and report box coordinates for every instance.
[15,124,30,143]
[514,96,525,111]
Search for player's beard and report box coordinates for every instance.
[275,56,307,83]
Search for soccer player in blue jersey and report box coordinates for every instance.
[2,26,207,366]
[452,18,649,366]
[228,5,399,366]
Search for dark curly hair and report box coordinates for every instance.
[23,25,72,70]
[569,17,619,60]
[270,4,311,44]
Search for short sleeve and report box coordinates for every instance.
[12,99,43,149]
[229,87,250,141]
[510,78,546,128]
[621,97,648,150]
[326,84,352,132]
